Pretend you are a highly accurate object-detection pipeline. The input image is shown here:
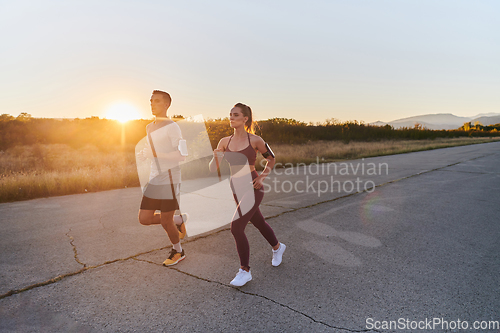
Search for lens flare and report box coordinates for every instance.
[360,191,381,225]
[105,103,141,123]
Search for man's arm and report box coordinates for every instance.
[150,121,186,162]
[155,150,186,162]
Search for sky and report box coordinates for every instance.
[1,0,499,123]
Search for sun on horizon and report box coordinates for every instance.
[104,103,142,123]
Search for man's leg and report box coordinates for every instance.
[138,209,159,225]
[138,209,181,244]
[161,210,186,266]
[138,209,185,227]
[139,209,185,265]
[160,210,180,247]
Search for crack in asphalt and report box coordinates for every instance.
[0,151,494,316]
[65,229,86,267]
[260,203,294,209]
[132,257,379,333]
[438,169,500,175]
[0,267,88,300]
[0,247,171,300]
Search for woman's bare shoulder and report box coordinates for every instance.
[218,136,231,149]
[249,134,266,150]
[249,133,265,143]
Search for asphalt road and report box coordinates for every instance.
[1,142,499,332]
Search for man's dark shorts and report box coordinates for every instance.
[140,196,179,212]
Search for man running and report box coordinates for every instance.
[138,90,188,266]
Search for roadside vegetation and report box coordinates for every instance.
[1,113,499,203]
[260,137,500,167]
[0,144,138,203]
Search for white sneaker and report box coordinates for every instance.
[230,268,252,287]
[272,243,286,266]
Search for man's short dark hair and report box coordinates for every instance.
[152,90,172,105]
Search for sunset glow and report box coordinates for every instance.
[1,2,498,123]
[105,103,141,123]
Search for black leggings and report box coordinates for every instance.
[230,171,279,269]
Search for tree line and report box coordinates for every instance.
[1,113,499,151]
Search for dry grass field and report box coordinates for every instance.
[1,137,499,203]
[0,144,138,202]
[262,137,500,166]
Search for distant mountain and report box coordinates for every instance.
[370,121,388,127]
[370,113,500,130]
[471,115,500,126]
[471,112,500,118]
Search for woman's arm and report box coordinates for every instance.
[209,138,227,172]
[251,136,275,189]
[255,136,275,179]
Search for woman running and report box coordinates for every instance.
[209,103,286,287]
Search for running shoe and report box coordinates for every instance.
[272,243,286,267]
[230,268,252,287]
[176,213,189,240]
[163,249,185,266]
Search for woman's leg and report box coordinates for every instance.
[247,190,286,266]
[230,217,251,270]
[230,173,280,268]
[230,187,259,270]
[248,207,279,249]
